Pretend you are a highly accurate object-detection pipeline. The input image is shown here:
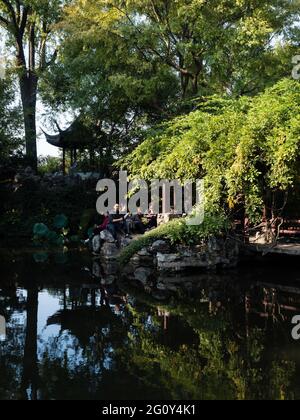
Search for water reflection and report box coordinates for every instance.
[0,250,300,400]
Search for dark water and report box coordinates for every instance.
[0,249,300,400]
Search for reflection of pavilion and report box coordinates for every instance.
[47,306,121,345]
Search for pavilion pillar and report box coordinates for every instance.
[62,148,66,175]
[70,149,74,167]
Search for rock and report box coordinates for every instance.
[24,166,35,177]
[100,230,115,243]
[92,235,101,254]
[157,213,182,226]
[101,275,115,285]
[130,236,240,273]
[176,245,194,257]
[157,253,180,263]
[137,247,152,257]
[120,237,133,248]
[134,267,154,284]
[130,254,155,266]
[102,262,118,275]
[164,284,180,293]
[100,242,119,260]
[157,275,184,284]
[152,291,169,301]
[151,240,171,253]
[92,261,101,278]
[156,282,167,291]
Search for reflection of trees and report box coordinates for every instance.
[1,250,300,400]
[118,282,298,400]
[21,286,39,400]
[0,319,25,400]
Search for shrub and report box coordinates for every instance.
[119,213,229,264]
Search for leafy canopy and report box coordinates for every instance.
[121,79,300,222]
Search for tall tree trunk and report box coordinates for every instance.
[19,73,38,170]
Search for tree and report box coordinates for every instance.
[40,0,179,172]
[121,79,300,226]
[0,77,22,164]
[0,0,66,169]
[62,0,299,98]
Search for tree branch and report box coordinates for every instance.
[19,5,29,36]
[1,0,18,29]
[0,14,9,27]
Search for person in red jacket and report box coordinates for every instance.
[94,212,110,235]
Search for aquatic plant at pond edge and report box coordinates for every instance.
[33,214,71,247]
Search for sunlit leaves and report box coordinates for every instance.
[121,79,300,222]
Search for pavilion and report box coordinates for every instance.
[42,119,94,174]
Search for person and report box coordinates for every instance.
[132,208,146,234]
[124,211,134,236]
[93,212,110,235]
[146,203,158,230]
[107,204,125,240]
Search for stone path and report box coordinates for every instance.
[249,243,300,256]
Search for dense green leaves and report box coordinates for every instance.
[0,79,22,163]
[121,79,300,222]
[58,0,299,97]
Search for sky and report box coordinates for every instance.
[36,102,63,157]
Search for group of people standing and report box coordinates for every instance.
[94,204,158,241]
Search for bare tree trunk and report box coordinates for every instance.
[19,73,38,170]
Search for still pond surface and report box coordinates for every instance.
[0,249,300,400]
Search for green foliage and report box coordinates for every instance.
[57,0,299,98]
[33,213,78,247]
[79,209,98,238]
[38,156,62,175]
[33,223,50,238]
[121,79,300,223]
[38,0,300,174]
[0,79,22,163]
[119,212,229,264]
[53,214,68,229]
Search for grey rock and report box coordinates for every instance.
[152,291,168,301]
[100,230,115,243]
[120,237,133,248]
[157,253,180,263]
[102,262,118,275]
[92,235,101,254]
[164,284,179,292]
[130,255,155,266]
[137,247,152,257]
[100,242,119,260]
[156,283,167,291]
[151,240,171,253]
[157,213,182,226]
[134,267,153,284]
[101,275,116,285]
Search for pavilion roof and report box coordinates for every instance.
[42,119,94,149]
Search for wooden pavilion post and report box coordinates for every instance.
[70,149,74,167]
[62,147,66,175]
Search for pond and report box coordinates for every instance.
[0,249,300,400]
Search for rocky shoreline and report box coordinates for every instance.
[92,229,240,296]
